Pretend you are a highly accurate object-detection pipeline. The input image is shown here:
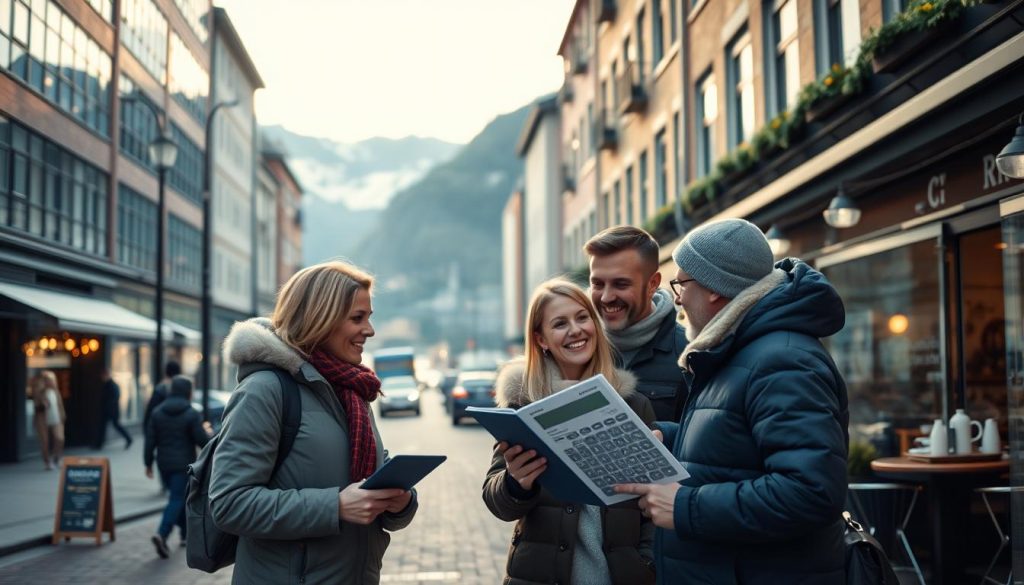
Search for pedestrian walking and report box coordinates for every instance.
[29,370,66,470]
[96,367,132,450]
[210,260,417,585]
[615,218,849,584]
[584,227,689,421]
[144,360,181,431]
[144,375,211,557]
[483,278,657,585]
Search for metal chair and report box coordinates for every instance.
[848,482,926,585]
[974,486,1019,585]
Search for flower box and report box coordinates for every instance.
[804,93,854,124]
[872,22,954,74]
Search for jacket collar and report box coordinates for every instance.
[495,356,639,408]
[625,310,679,366]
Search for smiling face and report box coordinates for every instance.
[588,249,661,331]
[534,294,598,381]
[672,268,720,340]
[323,287,375,364]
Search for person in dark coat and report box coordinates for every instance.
[483,278,657,585]
[585,227,689,421]
[616,219,849,584]
[144,375,211,558]
[96,368,132,449]
[144,360,182,430]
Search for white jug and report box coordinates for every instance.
[929,418,948,456]
[949,409,983,454]
[981,418,1001,454]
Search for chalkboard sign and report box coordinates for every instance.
[53,457,115,545]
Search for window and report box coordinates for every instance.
[765,0,801,115]
[672,110,681,204]
[696,71,717,178]
[727,29,755,149]
[613,179,621,225]
[609,61,618,109]
[602,192,611,228]
[654,129,667,211]
[882,0,908,23]
[639,150,651,222]
[625,164,634,225]
[121,0,167,84]
[634,9,646,82]
[117,184,156,272]
[169,32,208,124]
[669,0,678,44]
[168,123,203,205]
[173,0,208,43]
[119,75,159,172]
[0,116,107,253]
[587,103,595,157]
[652,0,665,66]
[86,0,113,22]
[0,0,111,136]
[168,214,200,291]
[815,0,862,74]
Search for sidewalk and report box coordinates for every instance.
[0,433,166,556]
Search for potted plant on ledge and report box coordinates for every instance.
[867,0,973,74]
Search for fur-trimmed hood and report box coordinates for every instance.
[222,317,306,375]
[495,356,638,408]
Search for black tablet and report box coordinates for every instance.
[361,455,447,490]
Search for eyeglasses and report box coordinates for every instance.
[669,278,695,297]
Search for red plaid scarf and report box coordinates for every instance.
[307,349,382,482]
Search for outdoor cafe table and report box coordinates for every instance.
[871,456,1009,585]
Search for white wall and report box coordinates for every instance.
[522,112,562,295]
[502,194,522,340]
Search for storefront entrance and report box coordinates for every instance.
[999,193,1024,578]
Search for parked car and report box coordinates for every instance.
[438,370,459,404]
[191,390,231,433]
[378,375,421,417]
[449,371,497,425]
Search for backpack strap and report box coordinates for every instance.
[246,365,302,479]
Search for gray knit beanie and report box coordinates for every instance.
[671,218,774,298]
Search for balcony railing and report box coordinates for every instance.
[594,0,616,23]
[616,62,648,115]
[595,110,618,151]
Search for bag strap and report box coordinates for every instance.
[246,365,302,479]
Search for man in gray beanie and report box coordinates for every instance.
[616,218,850,584]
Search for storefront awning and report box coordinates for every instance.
[164,319,201,343]
[0,281,157,339]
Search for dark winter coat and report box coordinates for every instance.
[615,312,689,422]
[101,379,121,418]
[143,394,209,474]
[483,359,657,585]
[656,259,849,584]
[210,318,417,585]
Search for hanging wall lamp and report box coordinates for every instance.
[823,185,862,229]
[996,114,1024,179]
[764,224,791,256]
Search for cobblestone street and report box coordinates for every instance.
[0,389,512,584]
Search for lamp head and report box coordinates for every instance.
[148,132,178,171]
[996,119,1024,179]
[823,187,861,229]
[764,224,791,256]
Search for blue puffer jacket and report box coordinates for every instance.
[656,259,849,585]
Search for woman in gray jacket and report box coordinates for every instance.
[211,260,417,585]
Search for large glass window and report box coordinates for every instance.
[168,123,203,205]
[727,30,755,149]
[121,0,167,84]
[168,214,200,291]
[766,0,801,115]
[118,75,159,172]
[0,115,107,254]
[696,71,717,178]
[0,0,111,136]
[815,0,861,74]
[822,238,942,458]
[116,183,156,272]
[169,32,207,124]
[173,0,208,44]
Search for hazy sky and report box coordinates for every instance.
[214,0,575,144]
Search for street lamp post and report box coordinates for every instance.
[125,95,178,388]
[201,99,239,422]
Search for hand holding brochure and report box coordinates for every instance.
[467,374,688,506]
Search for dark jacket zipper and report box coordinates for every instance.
[298,542,307,584]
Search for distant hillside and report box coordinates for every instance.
[354,103,531,291]
[260,126,461,265]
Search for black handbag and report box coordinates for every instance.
[844,511,902,585]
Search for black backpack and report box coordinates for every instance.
[844,511,902,585]
[185,366,301,573]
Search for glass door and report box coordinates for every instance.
[1000,195,1024,577]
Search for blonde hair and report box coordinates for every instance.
[272,260,374,356]
[523,278,619,403]
[40,370,58,389]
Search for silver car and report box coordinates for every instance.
[378,375,422,417]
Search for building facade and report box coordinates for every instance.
[516,95,563,294]
[501,188,524,343]
[263,146,302,289]
[0,0,212,461]
[546,0,1024,580]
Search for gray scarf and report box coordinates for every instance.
[606,288,676,359]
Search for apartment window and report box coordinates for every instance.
[613,179,622,225]
[121,0,168,84]
[609,61,618,109]
[652,0,665,66]
[168,215,200,291]
[588,210,596,237]
[634,9,646,81]
[655,129,669,213]
[882,0,908,23]
[672,110,681,202]
[169,32,208,124]
[625,165,634,225]
[727,29,756,149]
[0,0,111,137]
[587,103,595,157]
[0,116,108,254]
[815,0,862,74]
[765,0,801,115]
[86,0,113,21]
[174,0,208,43]
[696,71,718,178]
[168,124,203,206]
[670,0,678,44]
[119,75,159,172]
[638,149,650,221]
[117,184,157,272]
[602,192,611,228]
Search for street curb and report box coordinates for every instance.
[0,505,165,558]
